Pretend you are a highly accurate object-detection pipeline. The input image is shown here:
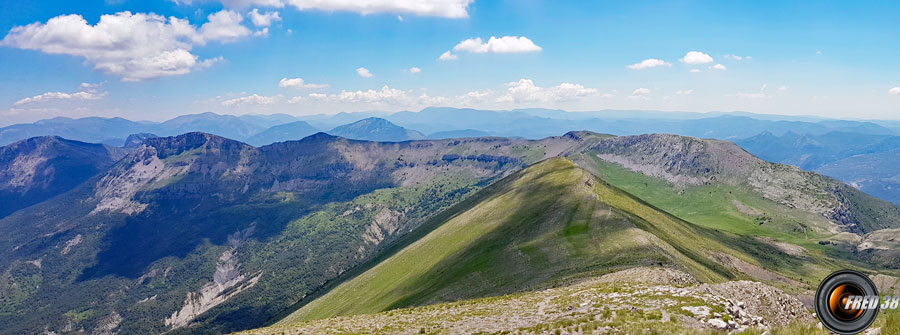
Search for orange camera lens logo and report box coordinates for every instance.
[815,270,880,335]
[828,283,864,321]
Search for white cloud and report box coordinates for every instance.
[171,0,285,8]
[80,82,103,91]
[778,85,788,92]
[626,58,671,70]
[418,93,448,105]
[172,0,472,17]
[0,10,251,81]
[890,87,900,95]
[278,77,328,89]
[736,84,768,99]
[680,51,714,65]
[14,90,107,106]
[452,36,542,54]
[356,67,373,78]
[438,50,458,60]
[632,88,650,96]
[709,63,726,70]
[252,27,269,37]
[454,90,494,104]
[221,93,278,106]
[723,54,750,61]
[329,86,409,104]
[248,9,281,27]
[199,10,252,42]
[408,67,421,74]
[675,89,693,95]
[284,0,472,18]
[690,69,702,73]
[496,79,597,103]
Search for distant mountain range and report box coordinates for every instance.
[4,108,897,147]
[736,131,900,204]
[2,108,900,206]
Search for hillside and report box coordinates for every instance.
[0,136,127,218]
[3,131,900,334]
[276,158,834,325]
[328,117,426,142]
[0,132,592,335]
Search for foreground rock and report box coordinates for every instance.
[236,267,813,335]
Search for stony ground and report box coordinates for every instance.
[235,267,818,335]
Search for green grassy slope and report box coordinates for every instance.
[277,158,833,325]
[570,153,879,267]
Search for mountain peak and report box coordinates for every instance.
[328,117,425,142]
[141,132,250,158]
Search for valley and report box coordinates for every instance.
[0,126,898,334]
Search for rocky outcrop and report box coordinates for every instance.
[165,227,261,330]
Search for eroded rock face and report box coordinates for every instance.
[165,227,261,330]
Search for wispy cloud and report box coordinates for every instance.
[627,58,671,70]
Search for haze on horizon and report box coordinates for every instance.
[1,0,899,125]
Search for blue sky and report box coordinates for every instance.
[1,0,899,125]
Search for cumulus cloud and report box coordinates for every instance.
[221,93,278,106]
[356,67,373,78]
[680,51,714,65]
[890,87,900,95]
[199,10,253,42]
[408,67,421,74]
[0,10,251,81]
[14,91,107,106]
[248,9,281,26]
[452,36,542,54]
[496,79,596,103]
[278,77,328,89]
[709,63,726,70]
[438,50,458,60]
[626,58,671,70]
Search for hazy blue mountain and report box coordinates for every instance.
[1,109,897,148]
[151,112,270,140]
[237,114,301,129]
[245,121,319,146]
[0,136,128,218]
[123,133,159,148]
[296,111,392,130]
[427,129,492,139]
[735,131,891,170]
[328,117,425,142]
[816,150,900,205]
[0,117,147,146]
[734,130,900,204]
